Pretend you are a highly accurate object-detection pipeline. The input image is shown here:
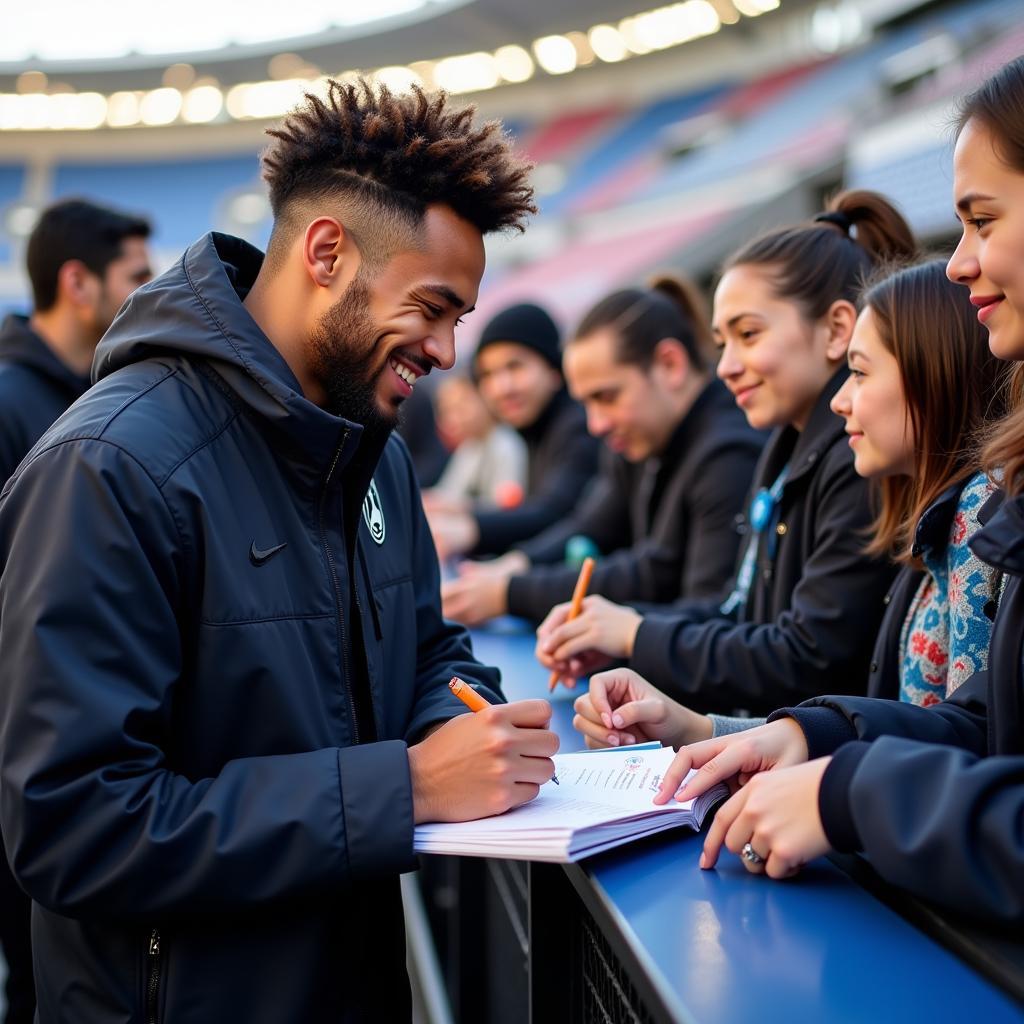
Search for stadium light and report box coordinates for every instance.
[533,35,578,75]
[494,45,535,84]
[139,87,183,126]
[0,0,784,130]
[373,66,425,93]
[106,91,141,128]
[588,25,630,63]
[182,85,224,124]
[433,53,500,94]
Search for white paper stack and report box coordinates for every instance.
[414,745,726,863]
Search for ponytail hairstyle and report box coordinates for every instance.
[570,273,711,372]
[956,56,1024,495]
[722,189,917,320]
[861,260,1009,563]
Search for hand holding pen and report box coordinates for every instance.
[406,679,559,823]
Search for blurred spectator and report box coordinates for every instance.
[0,197,152,1024]
[442,276,764,626]
[426,374,527,508]
[396,381,449,487]
[425,302,599,559]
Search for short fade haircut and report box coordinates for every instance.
[26,198,152,312]
[261,79,536,271]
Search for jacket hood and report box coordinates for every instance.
[0,314,90,399]
[94,232,361,469]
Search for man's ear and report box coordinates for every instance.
[652,337,690,386]
[824,299,858,362]
[302,217,361,290]
[55,259,97,309]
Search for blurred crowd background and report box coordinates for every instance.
[1,0,1021,337]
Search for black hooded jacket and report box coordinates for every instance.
[0,233,503,1023]
[777,490,1024,924]
[0,314,90,481]
[629,370,896,715]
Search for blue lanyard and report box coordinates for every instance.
[720,464,789,617]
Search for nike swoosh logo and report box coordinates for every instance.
[249,540,288,567]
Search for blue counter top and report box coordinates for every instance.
[468,621,1024,1022]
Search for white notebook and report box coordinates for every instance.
[414,745,726,863]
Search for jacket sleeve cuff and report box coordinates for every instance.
[336,740,417,878]
[818,741,871,853]
[768,706,858,760]
[629,614,678,688]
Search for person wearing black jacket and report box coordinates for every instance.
[425,302,599,559]
[538,191,915,711]
[645,60,1024,922]
[0,199,152,1024]
[0,82,558,1024]
[441,277,763,626]
[0,200,152,483]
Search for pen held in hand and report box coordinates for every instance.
[547,556,595,693]
[448,677,559,784]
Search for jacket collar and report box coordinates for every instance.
[760,367,848,489]
[910,480,965,560]
[94,232,374,475]
[0,314,91,399]
[657,377,728,467]
[518,386,572,449]
[969,490,1024,576]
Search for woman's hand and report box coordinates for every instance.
[653,718,810,805]
[573,668,714,749]
[698,758,833,879]
[535,595,642,684]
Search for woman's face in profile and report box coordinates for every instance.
[949,118,1024,361]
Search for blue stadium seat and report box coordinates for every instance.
[52,154,264,254]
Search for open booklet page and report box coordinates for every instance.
[415,745,727,863]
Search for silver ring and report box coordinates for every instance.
[741,842,765,865]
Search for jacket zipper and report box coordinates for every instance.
[319,431,360,744]
[146,928,162,1024]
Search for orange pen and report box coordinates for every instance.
[548,555,596,692]
[448,676,491,712]
[448,677,559,784]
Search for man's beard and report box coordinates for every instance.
[309,277,397,446]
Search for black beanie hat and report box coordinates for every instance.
[473,303,562,373]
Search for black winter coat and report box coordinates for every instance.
[471,388,599,555]
[506,379,764,621]
[0,233,503,1024]
[781,490,1024,924]
[630,371,896,715]
[0,314,89,482]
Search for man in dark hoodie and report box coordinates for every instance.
[0,81,556,1024]
[424,302,600,558]
[0,197,151,1024]
[0,198,152,482]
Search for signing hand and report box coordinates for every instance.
[699,758,833,878]
[573,668,714,750]
[408,699,559,823]
[441,572,510,626]
[535,595,642,684]
[653,718,809,805]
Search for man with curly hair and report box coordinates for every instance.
[0,81,552,1023]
